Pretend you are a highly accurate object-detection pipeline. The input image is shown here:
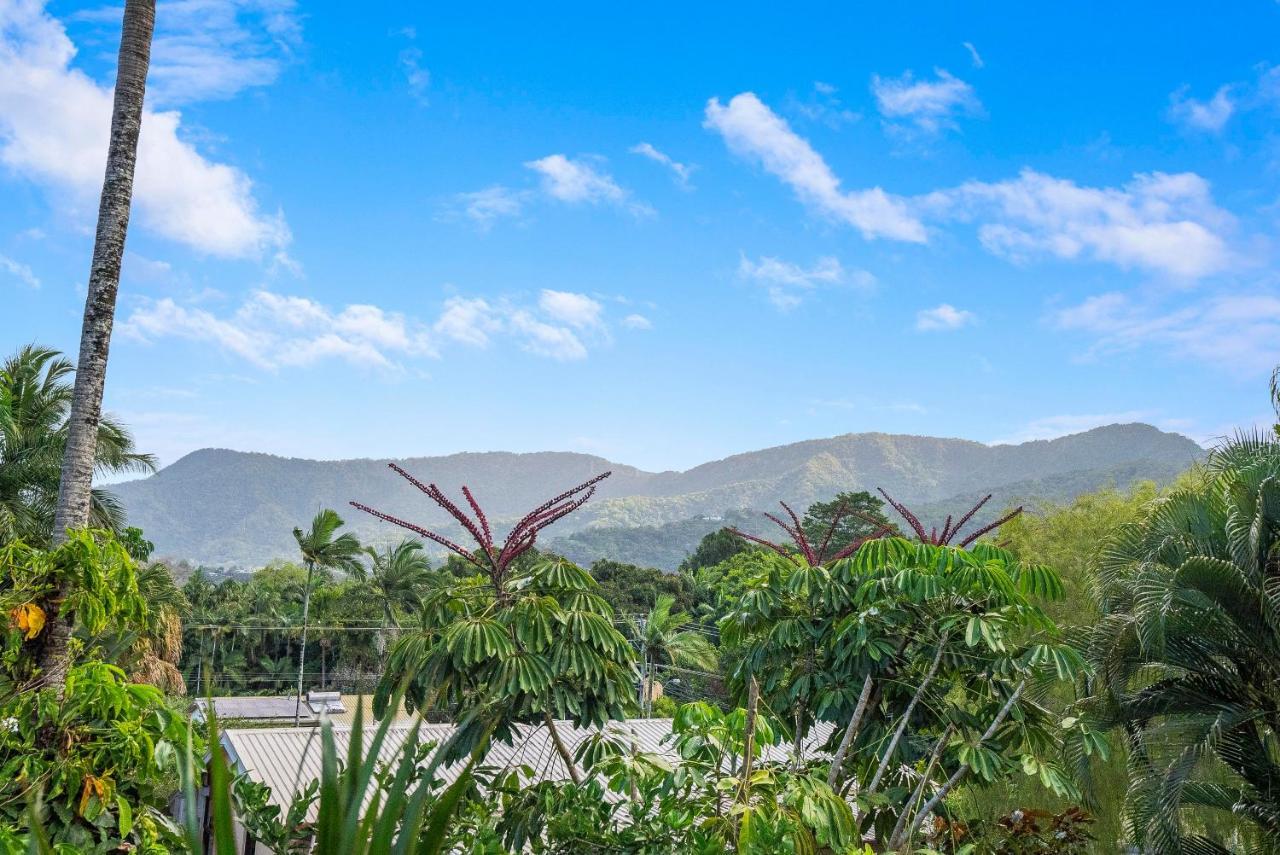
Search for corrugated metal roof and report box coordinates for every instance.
[221,717,835,819]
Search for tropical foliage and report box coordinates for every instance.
[0,345,154,547]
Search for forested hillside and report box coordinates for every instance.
[114,424,1202,567]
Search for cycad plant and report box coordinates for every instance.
[1083,431,1280,852]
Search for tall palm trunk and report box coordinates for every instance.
[42,0,155,690]
[294,561,316,725]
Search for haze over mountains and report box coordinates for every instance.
[114,424,1204,570]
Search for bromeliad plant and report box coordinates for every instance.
[354,468,636,782]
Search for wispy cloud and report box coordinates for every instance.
[0,1,290,258]
[923,169,1235,279]
[788,81,859,129]
[991,411,1154,444]
[1168,85,1234,132]
[629,142,694,187]
[75,0,302,106]
[962,42,984,69]
[915,303,975,331]
[0,254,39,288]
[450,185,530,229]
[737,254,873,311]
[871,68,982,135]
[707,93,1236,280]
[621,313,652,330]
[704,92,927,242]
[123,286,633,369]
[525,154,652,216]
[394,27,430,104]
[1055,291,1280,372]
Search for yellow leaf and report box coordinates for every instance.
[78,775,107,816]
[9,603,45,640]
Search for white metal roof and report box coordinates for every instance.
[221,717,834,818]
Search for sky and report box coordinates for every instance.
[2,0,1279,474]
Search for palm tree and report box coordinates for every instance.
[631,594,718,716]
[124,561,188,694]
[293,509,362,723]
[358,539,434,657]
[1083,431,1280,852]
[43,0,156,692]
[0,345,154,546]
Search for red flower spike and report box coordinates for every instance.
[353,466,611,586]
[877,489,1021,546]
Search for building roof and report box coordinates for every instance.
[192,696,316,724]
[221,718,834,818]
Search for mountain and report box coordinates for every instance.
[112,423,1204,569]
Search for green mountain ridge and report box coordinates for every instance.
[112,423,1203,568]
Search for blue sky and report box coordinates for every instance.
[2,0,1278,473]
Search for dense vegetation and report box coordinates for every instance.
[3,341,1277,853]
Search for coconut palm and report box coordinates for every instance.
[632,594,718,716]
[44,0,157,691]
[0,345,154,546]
[357,539,434,663]
[1083,431,1280,852]
[293,509,362,723]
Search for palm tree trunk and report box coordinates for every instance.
[736,675,760,842]
[42,0,155,691]
[294,561,316,725]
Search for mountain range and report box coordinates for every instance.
[112,423,1204,570]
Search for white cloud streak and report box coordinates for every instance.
[629,142,693,187]
[524,154,652,216]
[871,68,981,134]
[704,92,927,242]
[1168,85,1234,132]
[737,253,873,310]
[0,253,39,287]
[1056,291,1280,372]
[915,303,975,331]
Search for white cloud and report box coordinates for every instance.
[708,94,1235,279]
[1056,291,1280,372]
[0,1,289,258]
[629,142,693,187]
[0,253,39,287]
[122,290,436,370]
[871,69,981,134]
[433,296,501,347]
[621,313,651,330]
[737,253,874,310]
[524,154,652,216]
[789,82,859,129]
[399,45,429,104]
[991,411,1153,445]
[925,169,1233,279]
[1169,85,1234,132]
[539,289,603,329]
[915,303,975,331]
[451,185,528,228]
[704,92,926,242]
[508,310,587,361]
[962,42,984,69]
